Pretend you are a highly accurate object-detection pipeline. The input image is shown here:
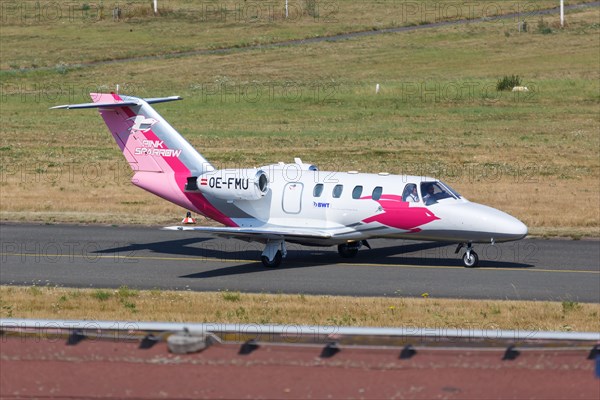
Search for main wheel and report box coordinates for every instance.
[338,244,359,258]
[261,250,282,268]
[463,250,479,268]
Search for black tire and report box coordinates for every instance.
[338,244,359,258]
[463,251,479,268]
[261,250,282,268]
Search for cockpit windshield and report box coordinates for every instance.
[439,181,462,199]
[420,181,461,206]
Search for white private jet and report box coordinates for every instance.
[53,93,528,268]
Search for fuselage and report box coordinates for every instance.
[203,165,528,246]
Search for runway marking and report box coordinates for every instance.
[1,252,598,275]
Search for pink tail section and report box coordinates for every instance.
[87,93,236,226]
[92,93,163,173]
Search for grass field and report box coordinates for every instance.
[1,2,598,236]
[2,0,592,70]
[1,285,599,332]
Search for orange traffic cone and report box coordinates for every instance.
[182,211,197,224]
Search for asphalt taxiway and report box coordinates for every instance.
[1,223,598,302]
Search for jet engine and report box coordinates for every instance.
[196,169,269,201]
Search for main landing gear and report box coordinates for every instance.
[261,239,287,268]
[337,240,371,258]
[260,240,373,268]
[455,242,479,268]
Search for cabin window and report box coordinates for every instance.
[332,184,343,198]
[313,183,324,197]
[352,186,363,199]
[372,186,383,201]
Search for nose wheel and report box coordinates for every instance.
[456,243,479,268]
[462,250,479,268]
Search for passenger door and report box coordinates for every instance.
[282,182,303,214]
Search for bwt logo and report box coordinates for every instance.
[313,202,330,208]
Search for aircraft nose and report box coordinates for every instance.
[485,207,528,241]
[457,203,528,242]
[506,216,528,241]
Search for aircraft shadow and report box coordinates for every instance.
[93,237,215,257]
[178,240,535,279]
[94,238,535,277]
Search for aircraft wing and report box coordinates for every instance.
[162,225,334,242]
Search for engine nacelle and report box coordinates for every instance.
[197,169,268,201]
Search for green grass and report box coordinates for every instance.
[0,3,598,235]
[92,290,112,301]
[1,0,593,69]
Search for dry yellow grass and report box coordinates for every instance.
[1,286,598,332]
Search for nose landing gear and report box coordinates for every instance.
[455,242,479,268]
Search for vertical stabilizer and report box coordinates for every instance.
[52,93,235,226]
[90,93,213,176]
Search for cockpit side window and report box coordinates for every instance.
[402,183,420,203]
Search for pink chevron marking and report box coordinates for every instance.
[361,195,439,232]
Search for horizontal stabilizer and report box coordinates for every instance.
[144,96,183,105]
[50,101,139,110]
[50,96,182,110]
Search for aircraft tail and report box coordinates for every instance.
[52,93,236,226]
[53,93,213,175]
